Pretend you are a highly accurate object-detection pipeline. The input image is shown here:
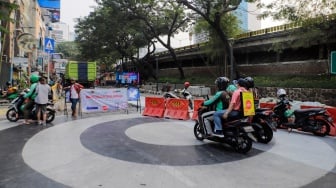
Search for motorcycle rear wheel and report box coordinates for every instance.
[46,109,55,123]
[235,135,252,154]
[253,123,273,144]
[312,119,330,137]
[6,109,19,122]
[193,122,204,141]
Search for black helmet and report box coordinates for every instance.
[237,78,248,88]
[215,77,230,91]
[245,76,254,89]
[6,81,11,86]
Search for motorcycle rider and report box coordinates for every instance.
[181,81,191,95]
[22,74,39,124]
[277,88,287,100]
[201,77,231,135]
[1,81,17,99]
[181,81,193,109]
[222,78,248,120]
[245,76,258,96]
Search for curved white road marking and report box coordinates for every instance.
[22,114,336,188]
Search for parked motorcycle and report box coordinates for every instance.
[251,108,277,143]
[193,107,256,154]
[272,89,333,137]
[0,88,18,102]
[6,91,56,123]
[163,89,193,110]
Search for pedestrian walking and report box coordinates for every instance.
[34,77,51,126]
[64,78,84,118]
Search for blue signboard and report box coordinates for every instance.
[38,0,60,9]
[128,87,140,101]
[44,38,55,53]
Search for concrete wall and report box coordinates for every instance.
[257,87,336,106]
[158,60,329,78]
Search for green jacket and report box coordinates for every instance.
[24,83,38,100]
[203,91,230,111]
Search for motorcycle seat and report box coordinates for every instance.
[294,108,324,114]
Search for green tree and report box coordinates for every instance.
[255,0,336,75]
[177,0,253,79]
[75,0,151,78]
[256,0,336,48]
[102,0,190,79]
[0,1,18,74]
[55,41,81,60]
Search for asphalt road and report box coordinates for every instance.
[0,106,335,187]
[0,96,335,188]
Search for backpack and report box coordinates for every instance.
[208,91,230,111]
[220,91,230,109]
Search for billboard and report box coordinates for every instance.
[116,72,139,84]
[38,0,60,23]
[38,0,60,9]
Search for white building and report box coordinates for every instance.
[50,22,70,42]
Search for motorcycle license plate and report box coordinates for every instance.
[243,126,254,132]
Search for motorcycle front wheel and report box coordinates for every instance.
[253,123,273,144]
[235,135,252,154]
[6,109,19,122]
[312,119,330,137]
[46,109,55,123]
[193,122,204,141]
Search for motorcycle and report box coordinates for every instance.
[163,89,193,110]
[193,107,257,154]
[251,108,277,143]
[272,96,333,137]
[6,91,56,123]
[0,88,18,102]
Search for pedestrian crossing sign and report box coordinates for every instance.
[44,38,55,53]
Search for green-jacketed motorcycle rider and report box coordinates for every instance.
[22,74,39,124]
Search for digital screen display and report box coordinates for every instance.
[116,72,139,84]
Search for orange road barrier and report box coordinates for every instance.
[142,97,165,118]
[164,98,190,120]
[191,99,205,120]
[259,102,276,109]
[301,105,336,136]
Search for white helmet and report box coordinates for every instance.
[277,88,287,98]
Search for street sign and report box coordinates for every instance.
[331,51,336,74]
[44,38,55,53]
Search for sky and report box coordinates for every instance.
[60,0,97,32]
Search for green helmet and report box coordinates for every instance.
[30,74,39,83]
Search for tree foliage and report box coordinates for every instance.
[55,41,81,60]
[75,0,192,80]
[255,0,336,50]
[177,0,253,78]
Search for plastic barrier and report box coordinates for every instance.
[301,105,336,136]
[164,98,190,120]
[191,99,205,120]
[259,102,276,109]
[142,97,165,118]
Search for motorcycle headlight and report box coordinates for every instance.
[327,117,333,123]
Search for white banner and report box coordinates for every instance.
[80,88,128,113]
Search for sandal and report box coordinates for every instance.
[24,122,31,125]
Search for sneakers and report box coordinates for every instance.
[212,130,224,137]
[38,121,47,126]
